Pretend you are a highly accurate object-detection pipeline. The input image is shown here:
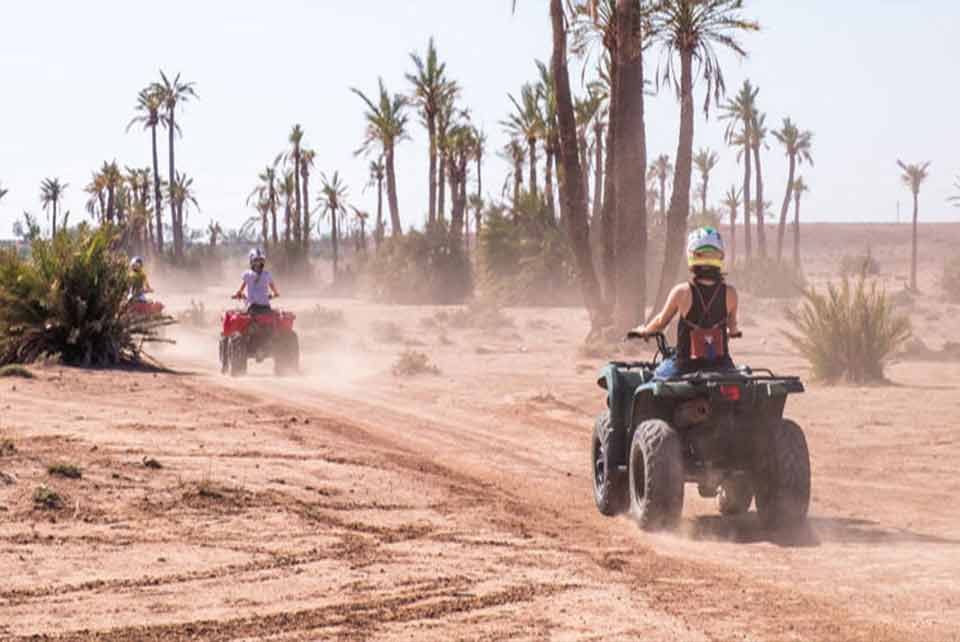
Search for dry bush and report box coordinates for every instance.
[0,439,16,456]
[840,249,880,277]
[391,350,440,376]
[730,258,806,299]
[33,484,62,509]
[48,463,82,479]
[306,306,345,329]
[371,321,404,344]
[0,365,34,378]
[785,274,911,383]
[943,257,960,303]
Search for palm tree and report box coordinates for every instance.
[436,95,463,222]
[897,160,931,291]
[318,171,349,280]
[721,79,759,261]
[207,221,223,247]
[351,79,409,237]
[502,83,544,201]
[406,38,455,226]
[288,125,305,245]
[154,71,197,260]
[472,126,486,237]
[169,172,199,242]
[722,185,742,266]
[536,59,560,219]
[772,118,813,262]
[127,86,166,252]
[247,162,280,248]
[279,170,296,245]
[651,0,759,309]
[100,161,123,224]
[750,112,769,257]
[365,158,386,247]
[300,148,316,252]
[40,178,68,237]
[501,139,525,210]
[791,177,807,268]
[650,155,672,224]
[351,207,370,252]
[693,148,719,216]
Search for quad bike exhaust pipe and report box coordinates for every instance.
[674,398,712,428]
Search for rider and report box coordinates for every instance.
[631,227,739,379]
[235,248,279,314]
[128,256,153,302]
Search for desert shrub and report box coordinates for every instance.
[306,306,345,328]
[785,274,911,383]
[391,350,440,376]
[445,299,514,331]
[729,257,805,299]
[33,484,62,509]
[48,463,82,479]
[0,439,16,456]
[479,200,579,306]
[371,320,404,343]
[942,257,960,303]
[0,365,34,378]
[840,249,880,277]
[364,224,472,304]
[0,225,173,366]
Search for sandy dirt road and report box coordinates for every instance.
[3,227,960,641]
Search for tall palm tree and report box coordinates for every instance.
[365,158,386,247]
[772,118,813,262]
[351,207,370,252]
[300,148,316,252]
[406,37,454,226]
[651,155,672,224]
[750,111,769,257]
[207,221,223,247]
[84,170,107,222]
[155,71,197,260]
[472,126,486,235]
[247,162,280,248]
[436,95,463,223]
[279,170,296,245]
[536,59,560,219]
[897,160,931,291]
[318,171,349,280]
[575,89,602,216]
[693,148,719,216]
[288,124,305,245]
[651,0,759,309]
[100,161,123,224]
[502,83,544,201]
[501,139,525,210]
[127,86,166,252]
[721,79,759,261]
[40,178,67,237]
[791,177,807,268]
[169,172,199,242]
[351,79,409,237]
[722,185,742,266]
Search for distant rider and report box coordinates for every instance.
[128,256,153,302]
[631,227,740,379]
[235,248,279,314]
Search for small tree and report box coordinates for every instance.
[897,160,930,291]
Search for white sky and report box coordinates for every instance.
[1,1,958,239]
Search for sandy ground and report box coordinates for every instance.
[2,224,960,641]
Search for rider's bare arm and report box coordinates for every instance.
[634,284,688,336]
[726,285,739,335]
[269,281,279,298]
[235,281,246,299]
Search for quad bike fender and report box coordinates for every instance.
[597,365,649,467]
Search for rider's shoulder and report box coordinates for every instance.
[670,282,692,298]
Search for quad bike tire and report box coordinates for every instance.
[629,419,685,531]
[218,337,229,375]
[755,419,811,529]
[228,336,248,377]
[591,412,628,516]
[273,331,300,376]
[718,476,754,515]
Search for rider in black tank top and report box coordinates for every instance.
[676,277,733,373]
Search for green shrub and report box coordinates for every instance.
[0,225,173,366]
[785,274,911,383]
[48,463,82,479]
[391,350,440,376]
[33,484,62,509]
[729,257,805,299]
[943,257,960,303]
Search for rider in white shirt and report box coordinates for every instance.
[234,248,279,314]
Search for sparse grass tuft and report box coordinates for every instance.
[48,463,82,479]
[33,484,62,509]
[371,320,404,344]
[0,365,34,379]
[391,350,440,376]
[784,274,911,383]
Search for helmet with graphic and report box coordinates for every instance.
[130,256,144,271]
[686,227,725,270]
[248,247,266,270]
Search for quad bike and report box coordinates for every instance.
[218,296,299,377]
[129,300,165,317]
[592,331,810,531]
[127,298,170,343]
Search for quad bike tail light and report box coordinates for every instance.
[719,384,741,402]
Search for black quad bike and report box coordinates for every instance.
[592,331,810,531]
[218,297,300,377]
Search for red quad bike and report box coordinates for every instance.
[218,297,300,377]
[129,300,165,317]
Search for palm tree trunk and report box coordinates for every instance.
[385,146,402,236]
[776,153,796,262]
[376,176,384,247]
[167,110,181,261]
[271,205,278,245]
[554,148,564,225]
[658,176,666,224]
[438,150,447,223]
[792,193,801,268]
[293,152,302,246]
[911,191,919,291]
[513,158,523,210]
[550,0,606,332]
[753,142,766,258]
[729,206,738,266]
[302,168,311,252]
[742,141,752,261]
[428,118,437,225]
[106,187,115,224]
[331,208,339,281]
[475,151,483,245]
[592,122,604,222]
[150,125,164,253]
[261,210,268,246]
[284,201,291,244]
[701,173,708,217]
[51,202,58,238]
[612,0,647,332]
[654,48,693,313]
[600,58,618,306]
[528,139,539,200]
[544,147,555,220]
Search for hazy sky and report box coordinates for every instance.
[2,1,958,240]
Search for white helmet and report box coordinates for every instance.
[130,256,144,270]
[248,248,266,269]
[687,227,725,269]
